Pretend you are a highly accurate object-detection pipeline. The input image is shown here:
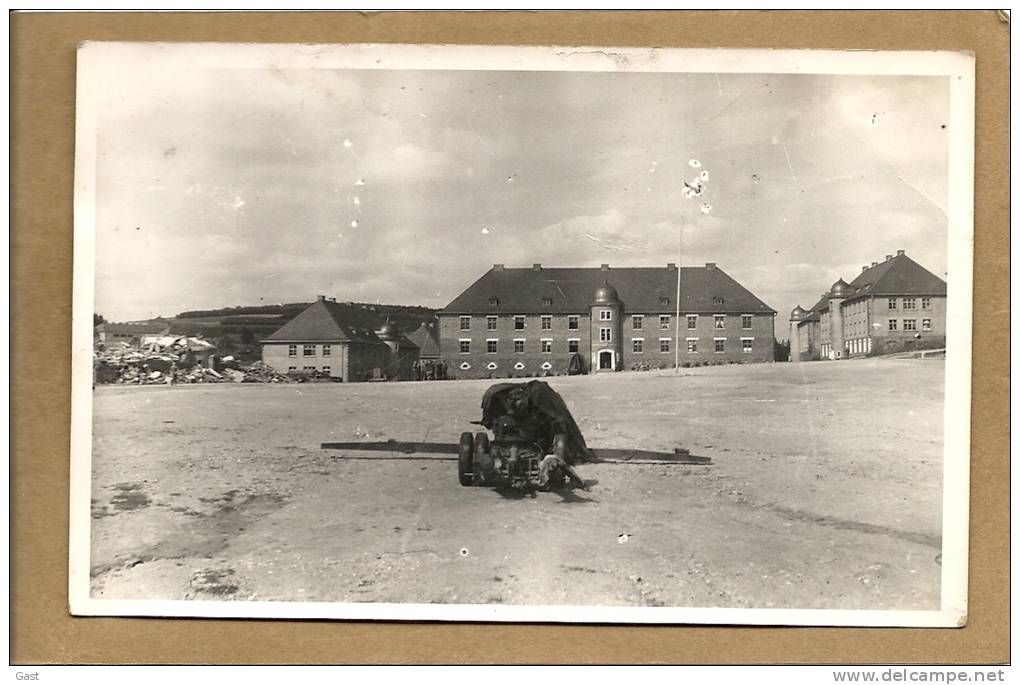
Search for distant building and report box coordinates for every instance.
[261,296,419,381]
[94,320,171,347]
[438,263,776,379]
[789,250,947,361]
[405,321,441,361]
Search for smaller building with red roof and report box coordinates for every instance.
[261,296,419,381]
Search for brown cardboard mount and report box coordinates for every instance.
[10,10,1008,665]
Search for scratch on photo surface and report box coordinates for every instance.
[579,232,637,253]
[841,124,947,219]
[892,171,948,220]
[782,144,797,182]
[703,83,767,123]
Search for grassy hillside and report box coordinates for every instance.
[166,302,438,361]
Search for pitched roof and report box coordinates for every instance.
[441,265,775,315]
[845,253,947,297]
[802,294,830,321]
[262,299,397,345]
[798,253,946,323]
[406,322,440,357]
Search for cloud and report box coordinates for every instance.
[90,67,951,323]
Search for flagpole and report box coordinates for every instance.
[675,214,681,374]
[677,158,707,375]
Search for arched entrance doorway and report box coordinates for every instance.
[598,350,614,371]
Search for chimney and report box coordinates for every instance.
[885,254,893,261]
[871,261,878,267]
[705,262,717,269]
[667,262,676,268]
[493,263,504,271]
[896,249,905,256]
[316,295,326,302]
[600,263,610,271]
[532,263,542,271]
[862,265,868,272]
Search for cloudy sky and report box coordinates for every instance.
[93,63,950,324]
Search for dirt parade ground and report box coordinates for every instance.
[89,358,944,610]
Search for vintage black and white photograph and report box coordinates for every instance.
[70,43,974,625]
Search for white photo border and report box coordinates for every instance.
[70,42,975,626]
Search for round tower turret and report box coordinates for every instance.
[789,305,807,362]
[592,281,621,305]
[377,319,401,341]
[829,279,852,299]
[827,280,850,359]
[590,280,622,373]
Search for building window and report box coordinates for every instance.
[541,339,553,354]
[659,315,670,330]
[322,366,331,374]
[514,339,525,353]
[600,327,612,342]
[741,315,753,330]
[541,297,553,306]
[888,319,898,331]
[632,338,644,354]
[459,316,471,331]
[713,296,725,306]
[687,315,697,330]
[686,338,698,353]
[288,366,296,372]
[714,315,725,329]
[631,315,643,330]
[541,315,552,330]
[599,310,612,321]
[322,345,331,356]
[514,315,526,330]
[486,315,497,331]
[486,339,498,354]
[488,297,499,307]
[459,339,471,354]
[888,298,897,310]
[288,345,297,357]
[922,318,932,331]
[903,298,916,310]
[714,338,726,353]
[303,344,315,356]
[303,366,315,372]
[659,296,670,306]
[921,297,931,309]
[659,338,670,353]
[568,315,579,330]
[741,338,753,353]
[903,319,917,331]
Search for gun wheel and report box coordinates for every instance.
[458,431,475,486]
[473,432,491,485]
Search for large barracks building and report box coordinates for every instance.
[789,250,947,361]
[439,263,776,379]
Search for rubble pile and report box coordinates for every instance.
[93,338,293,385]
[94,336,222,385]
[239,361,291,383]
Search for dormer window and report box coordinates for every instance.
[712,296,725,305]
[488,297,500,307]
[541,297,553,306]
[659,297,670,306]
